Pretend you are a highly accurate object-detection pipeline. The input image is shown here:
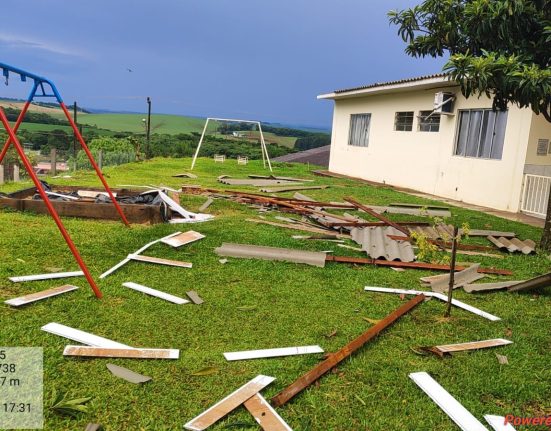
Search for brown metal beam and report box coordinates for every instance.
[271,294,425,407]
[344,197,410,236]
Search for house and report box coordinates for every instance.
[318,74,551,218]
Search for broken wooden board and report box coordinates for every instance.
[463,281,524,293]
[271,295,425,407]
[215,243,327,268]
[5,285,79,307]
[186,291,204,305]
[41,323,131,348]
[63,346,179,359]
[128,254,193,268]
[161,230,205,248]
[106,363,151,384]
[9,271,84,283]
[421,339,512,357]
[224,345,323,361]
[409,372,489,431]
[364,287,501,321]
[244,393,292,431]
[183,375,275,430]
[122,282,189,304]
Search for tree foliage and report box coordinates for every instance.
[389,0,551,121]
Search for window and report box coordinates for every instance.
[537,138,549,156]
[454,109,508,160]
[348,113,371,147]
[394,111,414,131]
[418,111,440,132]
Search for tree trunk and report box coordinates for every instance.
[539,187,551,251]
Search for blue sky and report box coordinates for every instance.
[0,0,445,128]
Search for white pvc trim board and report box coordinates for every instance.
[41,323,131,348]
[409,372,489,431]
[484,415,517,431]
[5,285,79,306]
[224,345,323,361]
[364,286,501,321]
[122,282,189,304]
[9,271,84,283]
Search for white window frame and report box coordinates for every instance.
[394,111,414,131]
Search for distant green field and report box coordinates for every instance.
[78,113,206,134]
[17,122,112,136]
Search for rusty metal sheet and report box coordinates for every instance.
[184,375,275,430]
[487,236,535,254]
[350,227,415,262]
[106,363,151,384]
[63,346,180,359]
[215,243,327,267]
[244,393,293,431]
[463,281,524,293]
[5,285,79,307]
[271,295,425,407]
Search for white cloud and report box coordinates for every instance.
[0,32,88,58]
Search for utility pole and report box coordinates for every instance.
[146,97,151,159]
[73,102,77,171]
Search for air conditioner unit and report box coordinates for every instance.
[434,92,455,114]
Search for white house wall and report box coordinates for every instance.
[328,87,531,212]
[524,111,551,176]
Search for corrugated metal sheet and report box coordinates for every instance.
[350,226,415,262]
[487,236,536,254]
[334,73,448,94]
[409,223,455,240]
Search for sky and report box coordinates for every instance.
[0,0,446,129]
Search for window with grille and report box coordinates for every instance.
[454,109,508,160]
[348,113,371,147]
[418,111,440,132]
[394,111,414,131]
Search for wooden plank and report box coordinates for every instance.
[435,339,512,354]
[271,295,425,407]
[186,291,204,305]
[9,271,84,283]
[63,345,179,359]
[224,345,323,361]
[122,282,189,304]
[128,254,193,268]
[161,230,205,248]
[244,393,292,431]
[409,372,489,431]
[5,284,79,306]
[41,323,131,348]
[184,375,275,430]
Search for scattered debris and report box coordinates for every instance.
[215,243,327,268]
[337,243,363,252]
[183,375,276,430]
[41,323,131,348]
[350,226,415,262]
[122,282,189,304]
[409,372,488,431]
[507,272,551,293]
[106,363,151,384]
[408,223,455,240]
[128,254,193,269]
[249,174,313,182]
[487,236,535,254]
[259,185,328,193]
[344,197,410,236]
[244,393,293,431]
[224,345,324,361]
[420,339,512,357]
[463,281,524,293]
[484,415,517,431]
[186,291,204,305]
[161,230,205,248]
[423,264,485,293]
[5,284,79,307]
[496,354,509,365]
[9,271,84,283]
[63,346,179,359]
[173,172,198,178]
[198,197,214,212]
[271,295,425,407]
[219,177,304,186]
[466,229,515,238]
[154,190,214,223]
[364,287,501,321]
[247,218,349,239]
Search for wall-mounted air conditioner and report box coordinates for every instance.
[434,92,455,114]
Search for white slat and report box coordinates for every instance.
[122,282,189,304]
[484,415,517,431]
[41,323,131,348]
[224,345,323,361]
[9,271,84,283]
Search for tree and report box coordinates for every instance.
[389,0,551,249]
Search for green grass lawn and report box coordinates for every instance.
[0,158,549,430]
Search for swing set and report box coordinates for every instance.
[0,62,129,299]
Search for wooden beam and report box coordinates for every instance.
[63,346,179,359]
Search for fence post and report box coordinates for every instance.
[98,149,103,171]
[13,164,20,182]
[50,148,57,176]
[0,164,4,185]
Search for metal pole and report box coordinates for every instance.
[191,118,210,170]
[444,225,459,317]
[257,123,272,172]
[0,107,103,298]
[146,97,151,159]
[73,102,77,171]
